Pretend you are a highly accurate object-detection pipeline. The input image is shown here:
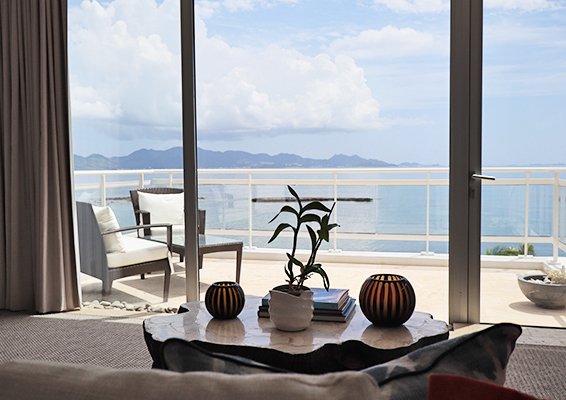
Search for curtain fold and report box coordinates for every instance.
[0,0,80,313]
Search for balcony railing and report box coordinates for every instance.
[74,167,566,262]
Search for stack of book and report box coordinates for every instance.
[257,288,356,323]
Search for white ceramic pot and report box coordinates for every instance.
[268,289,314,331]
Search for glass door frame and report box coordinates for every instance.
[449,0,483,324]
[181,0,200,301]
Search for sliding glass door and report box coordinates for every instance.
[449,0,566,326]
[480,3,566,327]
[69,0,186,303]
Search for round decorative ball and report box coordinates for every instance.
[205,281,245,319]
[359,274,416,327]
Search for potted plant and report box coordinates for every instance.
[518,266,566,309]
[267,185,339,331]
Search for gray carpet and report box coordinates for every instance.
[506,344,566,400]
[0,312,152,369]
[0,312,564,399]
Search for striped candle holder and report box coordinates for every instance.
[205,281,245,320]
[359,274,416,327]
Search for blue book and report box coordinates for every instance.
[312,298,356,322]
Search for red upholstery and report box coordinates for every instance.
[427,374,542,400]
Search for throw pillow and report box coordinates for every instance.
[92,205,125,253]
[362,323,522,400]
[0,360,379,400]
[427,374,542,400]
[137,192,184,225]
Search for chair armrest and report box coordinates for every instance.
[135,210,151,234]
[102,224,172,250]
[102,223,172,233]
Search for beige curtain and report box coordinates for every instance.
[0,0,80,313]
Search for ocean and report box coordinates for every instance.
[74,173,562,257]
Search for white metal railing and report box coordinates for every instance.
[74,167,566,260]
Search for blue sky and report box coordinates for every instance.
[68,0,566,166]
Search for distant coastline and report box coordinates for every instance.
[73,147,409,170]
[74,146,566,171]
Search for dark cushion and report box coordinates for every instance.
[362,323,522,399]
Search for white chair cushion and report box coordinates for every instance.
[149,224,184,236]
[138,192,184,225]
[106,236,169,269]
[92,205,125,253]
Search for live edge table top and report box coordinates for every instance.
[144,296,450,371]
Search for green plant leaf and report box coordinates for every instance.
[318,228,330,242]
[285,258,295,282]
[319,268,330,290]
[327,223,339,231]
[302,263,320,276]
[309,266,330,290]
[302,201,331,213]
[268,205,299,223]
[287,185,302,208]
[286,252,304,268]
[284,264,293,280]
[306,225,317,250]
[268,223,294,243]
[299,213,320,224]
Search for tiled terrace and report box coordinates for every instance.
[80,255,566,329]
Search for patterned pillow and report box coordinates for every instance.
[362,323,522,400]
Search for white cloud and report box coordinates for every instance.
[69,0,382,138]
[193,9,381,133]
[374,0,558,13]
[373,0,448,13]
[70,86,122,119]
[69,0,182,130]
[196,0,297,16]
[484,0,559,11]
[197,52,381,131]
[486,22,557,44]
[328,26,437,59]
[195,1,220,18]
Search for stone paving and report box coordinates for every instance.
[77,255,566,329]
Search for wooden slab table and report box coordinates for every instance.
[144,296,450,372]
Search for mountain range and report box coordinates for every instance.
[73,147,403,170]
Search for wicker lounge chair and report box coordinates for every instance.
[76,201,172,302]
